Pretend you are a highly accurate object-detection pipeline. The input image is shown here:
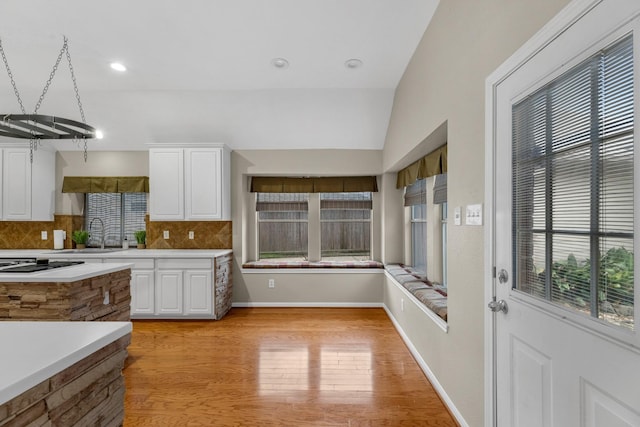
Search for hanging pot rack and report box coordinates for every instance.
[0,36,97,161]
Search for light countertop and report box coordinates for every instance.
[0,248,232,259]
[0,321,132,405]
[0,262,134,282]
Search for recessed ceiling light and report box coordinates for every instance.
[110,62,126,72]
[344,59,363,69]
[271,58,289,69]
[95,129,104,139]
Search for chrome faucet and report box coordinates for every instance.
[89,217,105,249]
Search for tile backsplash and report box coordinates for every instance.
[0,215,83,249]
[0,215,232,250]
[145,219,232,249]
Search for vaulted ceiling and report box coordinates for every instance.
[0,0,438,151]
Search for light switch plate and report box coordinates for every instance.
[454,207,461,226]
[188,231,194,239]
[163,230,170,239]
[466,204,483,225]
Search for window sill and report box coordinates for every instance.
[242,260,384,269]
[385,264,448,327]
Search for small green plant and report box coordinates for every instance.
[71,230,90,245]
[133,230,146,245]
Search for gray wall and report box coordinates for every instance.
[381,1,571,425]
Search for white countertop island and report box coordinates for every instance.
[0,321,132,405]
[0,262,133,282]
[0,321,132,425]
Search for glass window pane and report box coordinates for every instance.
[320,192,371,261]
[411,204,427,274]
[512,35,633,331]
[258,193,308,261]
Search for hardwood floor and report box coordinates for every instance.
[123,308,457,426]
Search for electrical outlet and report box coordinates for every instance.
[268,279,275,288]
[41,231,47,240]
[188,231,194,239]
[103,291,110,305]
[163,230,170,239]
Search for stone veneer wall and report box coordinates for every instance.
[214,253,233,319]
[145,219,232,249]
[0,334,130,426]
[0,215,84,249]
[0,269,131,321]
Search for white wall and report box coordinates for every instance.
[381,1,571,425]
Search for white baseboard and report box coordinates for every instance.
[383,304,470,427]
[232,302,383,308]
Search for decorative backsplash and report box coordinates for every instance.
[0,215,83,249]
[0,215,232,250]
[145,219,232,249]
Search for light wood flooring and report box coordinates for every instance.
[123,307,457,426]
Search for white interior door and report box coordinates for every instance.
[491,1,640,426]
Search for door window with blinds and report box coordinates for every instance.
[85,193,147,247]
[512,35,634,330]
[320,192,372,261]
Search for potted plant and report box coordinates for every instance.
[134,230,146,249]
[72,230,90,249]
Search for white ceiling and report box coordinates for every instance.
[0,0,438,152]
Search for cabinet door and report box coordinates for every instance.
[185,148,222,220]
[131,270,155,316]
[149,149,184,220]
[184,270,213,315]
[156,270,183,315]
[3,148,31,220]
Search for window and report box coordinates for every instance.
[257,193,308,260]
[411,203,427,274]
[320,192,372,261]
[405,178,427,274]
[85,193,147,247]
[512,35,633,330]
[441,202,448,287]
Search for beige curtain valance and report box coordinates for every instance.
[62,176,150,193]
[396,144,447,189]
[250,176,378,193]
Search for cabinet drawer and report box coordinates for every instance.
[110,258,155,269]
[157,258,212,269]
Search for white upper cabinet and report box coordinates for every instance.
[0,145,55,221]
[149,144,230,221]
[149,148,184,220]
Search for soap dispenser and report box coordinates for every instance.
[122,236,129,250]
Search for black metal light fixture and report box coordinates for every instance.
[0,36,97,161]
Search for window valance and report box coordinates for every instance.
[250,176,378,193]
[62,176,150,193]
[396,144,447,189]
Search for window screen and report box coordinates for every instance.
[85,193,147,247]
[512,34,634,330]
[257,193,308,260]
[320,192,372,261]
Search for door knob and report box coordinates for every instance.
[488,299,508,314]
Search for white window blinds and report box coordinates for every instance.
[512,34,634,330]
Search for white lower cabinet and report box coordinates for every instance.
[131,270,155,315]
[156,270,184,315]
[104,255,225,319]
[184,270,213,315]
[151,258,214,318]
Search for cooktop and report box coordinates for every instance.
[0,259,84,273]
